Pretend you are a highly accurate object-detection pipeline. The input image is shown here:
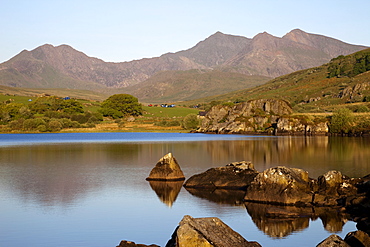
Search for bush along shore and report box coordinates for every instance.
[194,99,370,136]
[117,153,370,247]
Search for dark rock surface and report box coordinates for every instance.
[183,161,258,189]
[116,240,159,247]
[146,153,185,181]
[316,234,350,247]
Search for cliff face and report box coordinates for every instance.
[196,99,329,135]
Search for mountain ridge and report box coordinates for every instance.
[0,29,368,102]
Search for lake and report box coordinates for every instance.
[0,132,369,247]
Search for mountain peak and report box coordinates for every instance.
[0,29,367,94]
[252,31,276,40]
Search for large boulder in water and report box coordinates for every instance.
[166,215,261,247]
[316,234,350,247]
[244,166,314,206]
[183,161,258,190]
[146,153,185,181]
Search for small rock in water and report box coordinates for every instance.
[146,153,185,181]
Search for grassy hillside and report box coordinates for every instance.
[121,69,271,103]
[0,84,109,101]
[184,48,370,113]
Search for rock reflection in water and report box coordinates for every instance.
[148,180,183,207]
[184,188,245,206]
[244,202,349,238]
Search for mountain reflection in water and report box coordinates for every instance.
[0,133,368,247]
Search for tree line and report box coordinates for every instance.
[0,94,144,132]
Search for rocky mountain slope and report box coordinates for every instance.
[192,48,370,113]
[0,29,367,101]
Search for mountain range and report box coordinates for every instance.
[0,29,367,102]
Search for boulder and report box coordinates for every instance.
[116,240,159,247]
[318,170,344,193]
[244,166,314,206]
[314,171,362,207]
[183,161,258,190]
[166,215,261,247]
[344,230,370,247]
[146,153,185,181]
[316,234,350,247]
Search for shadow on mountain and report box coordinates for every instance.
[148,180,184,207]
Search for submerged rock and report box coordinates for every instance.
[116,240,159,247]
[183,161,258,190]
[166,215,261,247]
[146,153,185,181]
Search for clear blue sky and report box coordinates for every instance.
[1,0,369,63]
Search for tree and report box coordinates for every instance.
[100,94,142,118]
[182,114,200,130]
[29,96,84,114]
[329,108,354,134]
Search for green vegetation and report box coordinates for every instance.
[99,94,142,119]
[0,95,103,132]
[328,50,370,78]
[329,108,354,134]
[182,48,370,114]
[0,92,203,133]
[181,114,200,130]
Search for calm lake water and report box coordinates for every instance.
[0,132,369,247]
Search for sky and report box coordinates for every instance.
[1,0,369,63]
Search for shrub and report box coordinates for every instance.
[182,114,200,130]
[8,118,25,130]
[355,105,370,113]
[155,119,181,127]
[48,120,63,132]
[23,118,47,130]
[329,108,354,134]
[37,125,48,132]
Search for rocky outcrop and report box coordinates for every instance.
[244,166,369,208]
[276,117,329,135]
[183,161,258,190]
[165,215,261,247]
[244,166,314,206]
[196,99,329,135]
[146,153,185,181]
[339,81,370,100]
